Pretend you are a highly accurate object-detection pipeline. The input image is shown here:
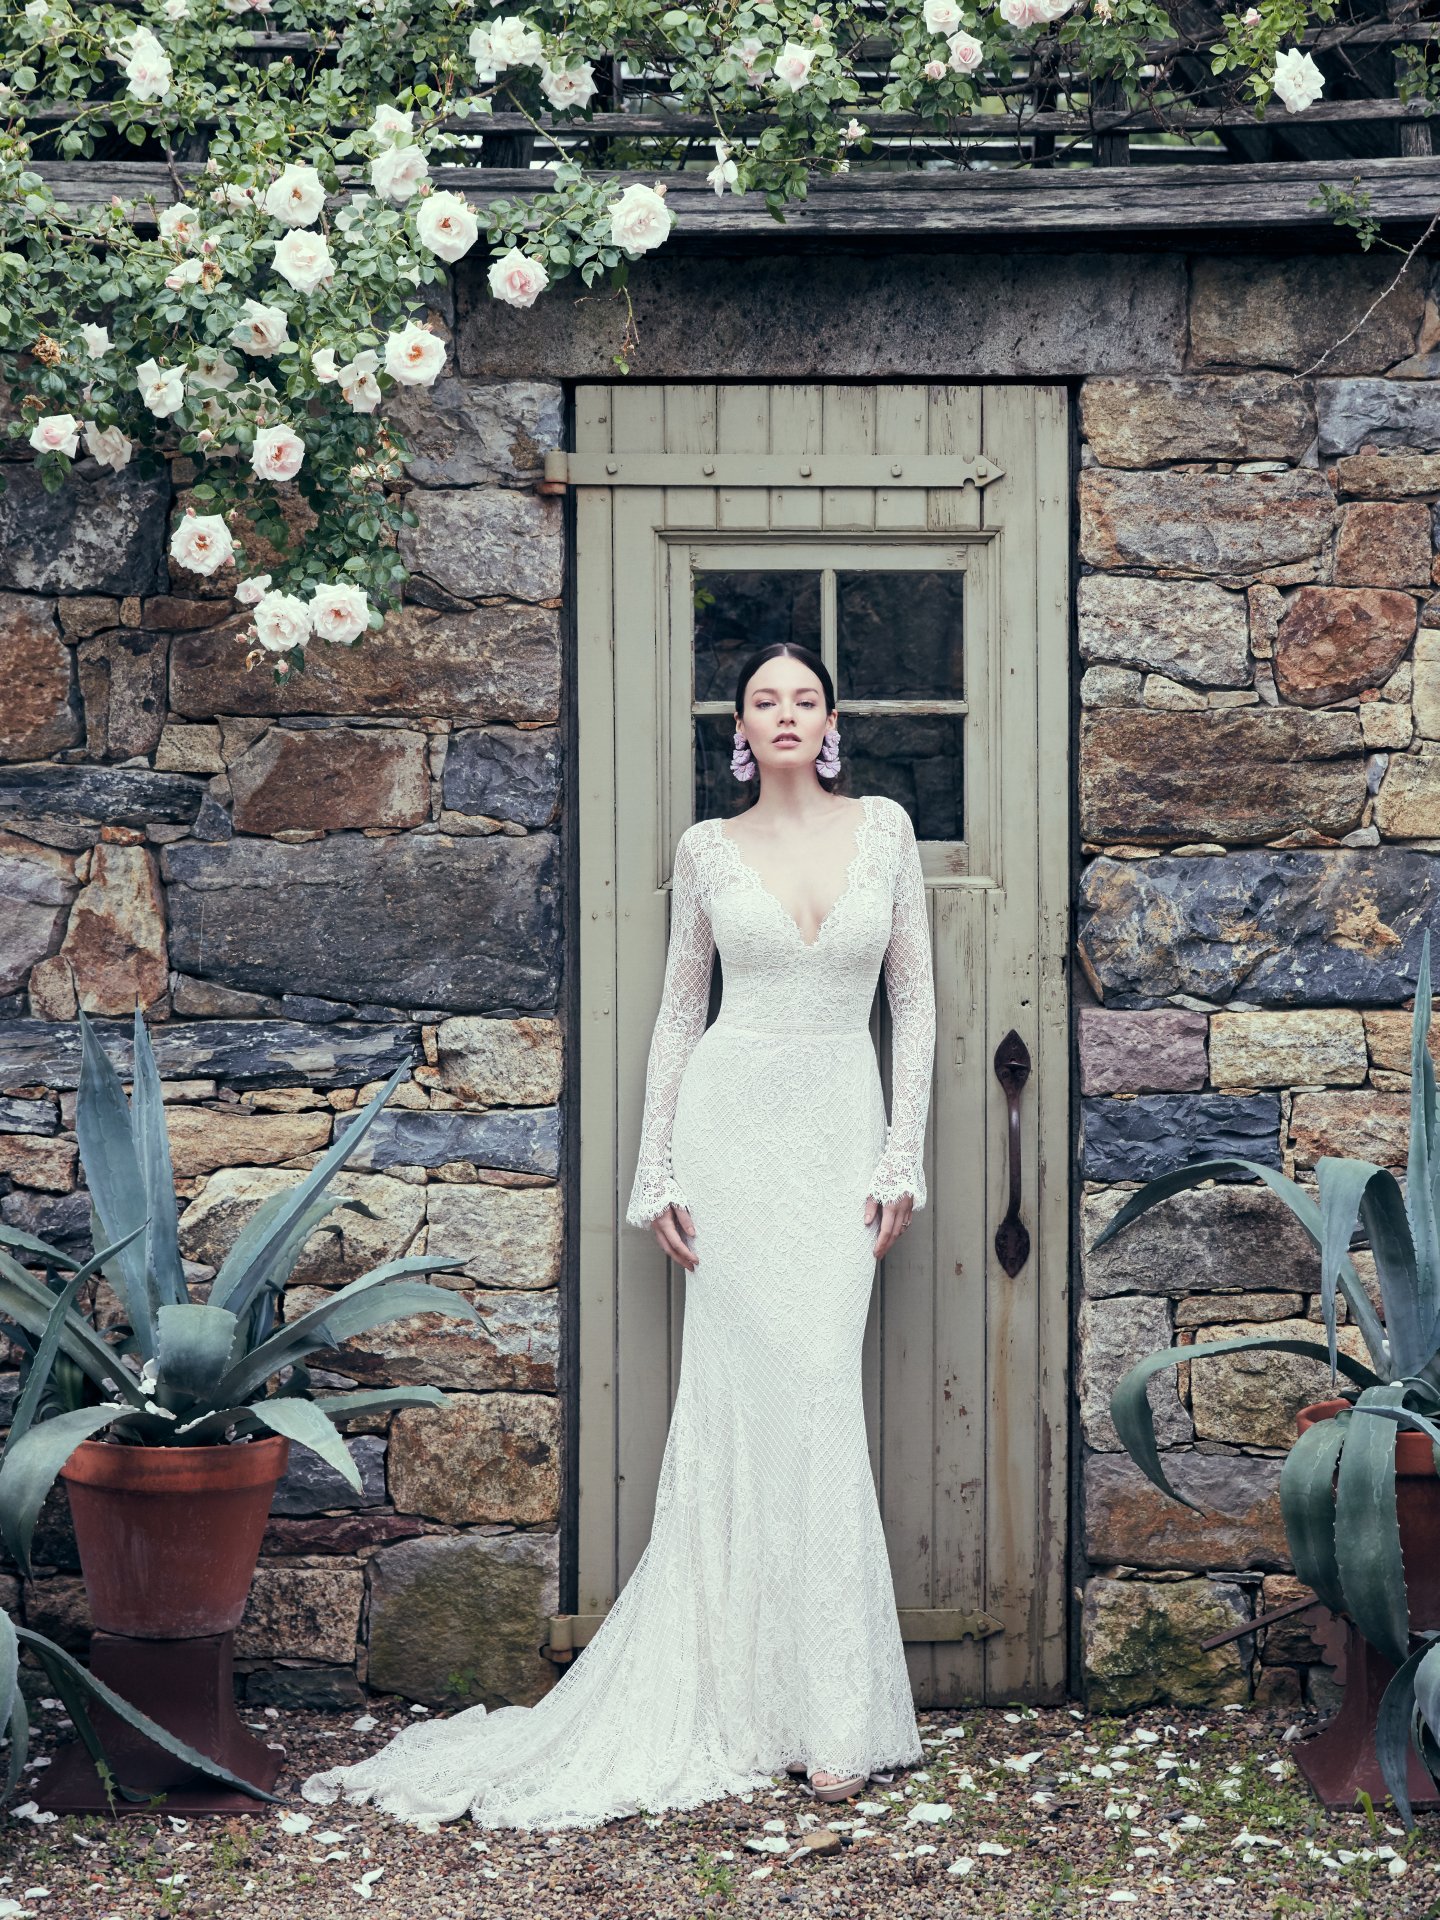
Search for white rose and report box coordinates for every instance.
[370,144,430,203]
[947,29,984,70]
[383,321,446,387]
[924,57,946,78]
[924,0,963,32]
[263,164,326,227]
[308,582,371,644]
[136,357,186,417]
[28,413,80,457]
[162,0,188,19]
[416,190,479,264]
[170,511,234,576]
[998,0,1042,25]
[83,422,133,471]
[370,104,414,147]
[707,139,740,196]
[188,346,239,390]
[250,423,306,482]
[469,23,498,81]
[1271,46,1325,113]
[732,34,767,78]
[164,257,202,290]
[25,0,49,22]
[253,589,312,653]
[608,181,671,256]
[272,227,335,294]
[487,246,549,308]
[488,15,544,66]
[158,200,202,248]
[338,351,382,412]
[236,573,271,605]
[80,323,111,357]
[122,25,172,102]
[1033,0,1073,18]
[772,41,815,90]
[539,61,599,111]
[229,298,291,357]
[312,346,339,382]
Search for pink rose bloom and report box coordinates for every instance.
[250,422,306,482]
[28,413,80,457]
[487,247,549,309]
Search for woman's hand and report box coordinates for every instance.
[651,1201,698,1272]
[864,1192,913,1259]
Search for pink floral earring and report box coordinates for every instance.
[816,726,841,781]
[730,727,757,782]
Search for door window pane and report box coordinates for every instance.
[693,714,748,824]
[693,570,821,702]
[841,715,964,841]
[836,570,965,700]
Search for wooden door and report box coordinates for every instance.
[568,383,1070,1705]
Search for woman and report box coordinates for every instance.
[302,640,937,1831]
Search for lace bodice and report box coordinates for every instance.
[625,792,937,1229]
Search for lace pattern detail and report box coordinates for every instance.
[626,793,936,1225]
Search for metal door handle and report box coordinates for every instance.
[993,1028,1031,1278]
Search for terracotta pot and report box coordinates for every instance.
[1296,1397,1440,1629]
[59,1436,289,1640]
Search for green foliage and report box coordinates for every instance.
[0,1,1363,626]
[0,1006,484,1577]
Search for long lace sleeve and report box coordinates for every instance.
[624,828,716,1229]
[867,801,936,1211]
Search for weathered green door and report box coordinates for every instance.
[569,383,1071,1705]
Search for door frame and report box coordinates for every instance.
[567,382,1072,1704]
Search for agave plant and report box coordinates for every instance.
[1096,927,1440,1824]
[0,1600,278,1808]
[0,1006,483,1576]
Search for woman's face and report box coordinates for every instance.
[736,657,835,778]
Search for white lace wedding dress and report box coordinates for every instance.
[301,790,937,1831]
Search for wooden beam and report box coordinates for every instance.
[33,152,1440,235]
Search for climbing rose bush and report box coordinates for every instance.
[1,0,1341,665]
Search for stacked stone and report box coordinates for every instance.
[0,378,569,1709]
[1075,255,1440,1713]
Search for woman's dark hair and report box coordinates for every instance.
[730,642,848,805]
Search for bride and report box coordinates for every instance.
[302,639,938,1831]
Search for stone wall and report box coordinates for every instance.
[1074,252,1440,1712]
[0,375,571,1710]
[3,240,1439,1712]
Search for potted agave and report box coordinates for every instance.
[0,1007,481,1804]
[1096,927,1440,1827]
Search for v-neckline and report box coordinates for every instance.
[716,795,872,951]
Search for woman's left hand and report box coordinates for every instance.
[864,1192,913,1259]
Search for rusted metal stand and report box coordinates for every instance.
[1293,1617,1440,1814]
[37,1630,282,1816]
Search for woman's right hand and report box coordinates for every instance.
[651,1202,698,1272]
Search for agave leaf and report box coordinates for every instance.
[313,1385,446,1420]
[1409,932,1440,1355]
[245,1396,362,1492]
[7,1224,148,1456]
[1110,1335,1380,1508]
[0,1404,125,1577]
[16,1625,281,1803]
[155,1302,241,1406]
[208,1062,409,1318]
[75,1012,155,1358]
[1335,1382,1410,1670]
[1277,1410,1349,1616]
[0,1605,16,1759]
[0,1257,147,1409]
[1360,1170,1431,1381]
[219,1257,474,1403]
[1413,1637,1440,1768]
[0,1225,80,1272]
[4,1666,27,1799]
[129,1006,187,1311]
[1089,1154,1390,1377]
[1378,1638,1435,1830]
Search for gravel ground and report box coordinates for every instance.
[3,1696,1439,1918]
